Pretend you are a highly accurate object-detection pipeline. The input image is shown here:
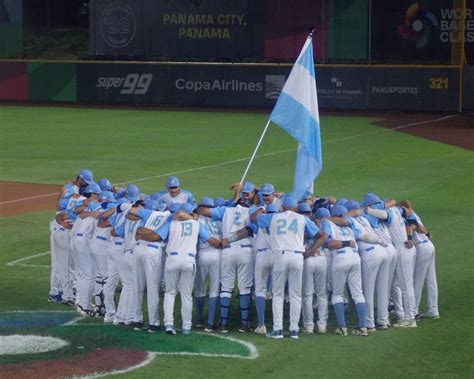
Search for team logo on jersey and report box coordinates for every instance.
[265,75,285,99]
[100,2,137,48]
[397,3,439,48]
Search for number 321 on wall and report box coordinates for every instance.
[429,77,449,89]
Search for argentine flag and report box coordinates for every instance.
[269,35,322,201]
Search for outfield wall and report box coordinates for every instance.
[0,61,468,112]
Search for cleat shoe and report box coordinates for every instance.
[104,314,117,323]
[393,320,408,327]
[195,320,205,329]
[290,330,299,339]
[165,325,176,335]
[335,327,348,336]
[303,328,314,335]
[415,313,421,321]
[148,325,160,333]
[317,327,327,334]
[376,324,388,330]
[352,327,369,336]
[132,322,145,331]
[62,299,75,307]
[219,325,229,334]
[48,294,62,303]
[266,330,284,339]
[401,320,417,328]
[238,323,251,333]
[182,328,191,335]
[420,313,440,320]
[204,325,214,333]
[367,327,377,333]
[254,325,267,335]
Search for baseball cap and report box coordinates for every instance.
[166,176,180,188]
[315,208,330,219]
[282,195,297,209]
[297,203,312,214]
[362,193,382,208]
[260,183,275,195]
[126,184,140,202]
[169,202,182,213]
[84,182,101,194]
[145,199,160,210]
[242,181,255,194]
[98,178,112,191]
[336,197,348,207]
[78,169,93,185]
[200,197,215,207]
[331,205,348,217]
[346,200,360,211]
[99,191,116,203]
[181,202,195,214]
[265,203,279,214]
[150,192,162,201]
[214,197,225,207]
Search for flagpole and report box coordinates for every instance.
[239,119,271,184]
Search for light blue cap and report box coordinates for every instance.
[166,176,180,188]
[150,192,162,201]
[84,182,101,194]
[265,203,279,213]
[116,198,131,205]
[331,205,348,217]
[145,199,160,210]
[336,198,348,207]
[282,195,297,209]
[99,191,116,202]
[169,203,182,213]
[242,182,255,193]
[260,183,275,195]
[200,197,214,207]
[297,202,312,213]
[346,200,360,211]
[214,197,225,207]
[98,178,112,191]
[126,184,140,202]
[181,202,195,214]
[224,199,234,207]
[362,193,382,208]
[315,208,330,219]
[78,169,93,184]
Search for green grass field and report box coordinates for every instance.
[0,105,473,378]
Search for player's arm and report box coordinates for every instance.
[327,239,356,250]
[141,217,171,242]
[384,199,397,208]
[405,224,416,248]
[136,227,153,240]
[364,207,389,221]
[207,237,222,249]
[173,210,194,221]
[199,223,222,249]
[250,207,265,222]
[55,212,72,229]
[97,219,112,228]
[195,205,212,217]
[99,207,116,220]
[305,231,328,257]
[230,182,242,204]
[222,224,256,247]
[327,216,350,226]
[55,186,69,211]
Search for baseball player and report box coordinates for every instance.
[193,197,222,331]
[258,183,283,211]
[49,169,92,303]
[125,198,170,332]
[398,201,439,319]
[158,203,221,335]
[299,202,329,334]
[344,200,390,331]
[230,181,258,206]
[252,203,279,335]
[195,198,257,333]
[252,196,320,339]
[69,182,102,316]
[320,205,368,336]
[102,198,130,323]
[364,196,417,327]
[88,191,117,316]
[159,176,195,208]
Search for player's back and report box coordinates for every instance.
[166,219,200,260]
[268,211,305,252]
[197,216,221,251]
[221,205,252,244]
[386,207,408,247]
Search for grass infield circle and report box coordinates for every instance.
[0,335,69,355]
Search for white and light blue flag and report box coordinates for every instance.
[269,35,322,201]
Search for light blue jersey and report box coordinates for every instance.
[58,183,79,211]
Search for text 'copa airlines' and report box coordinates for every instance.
[175,79,263,92]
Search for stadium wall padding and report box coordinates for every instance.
[0,61,466,112]
[462,66,474,111]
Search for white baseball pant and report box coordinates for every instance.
[220,244,254,296]
[164,258,196,330]
[103,238,122,319]
[89,228,110,314]
[392,244,417,321]
[272,250,304,332]
[49,220,73,301]
[254,248,274,298]
[194,247,221,298]
[331,249,365,305]
[70,231,95,311]
[414,239,438,316]
[302,254,328,331]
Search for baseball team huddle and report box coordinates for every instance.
[49,169,439,338]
